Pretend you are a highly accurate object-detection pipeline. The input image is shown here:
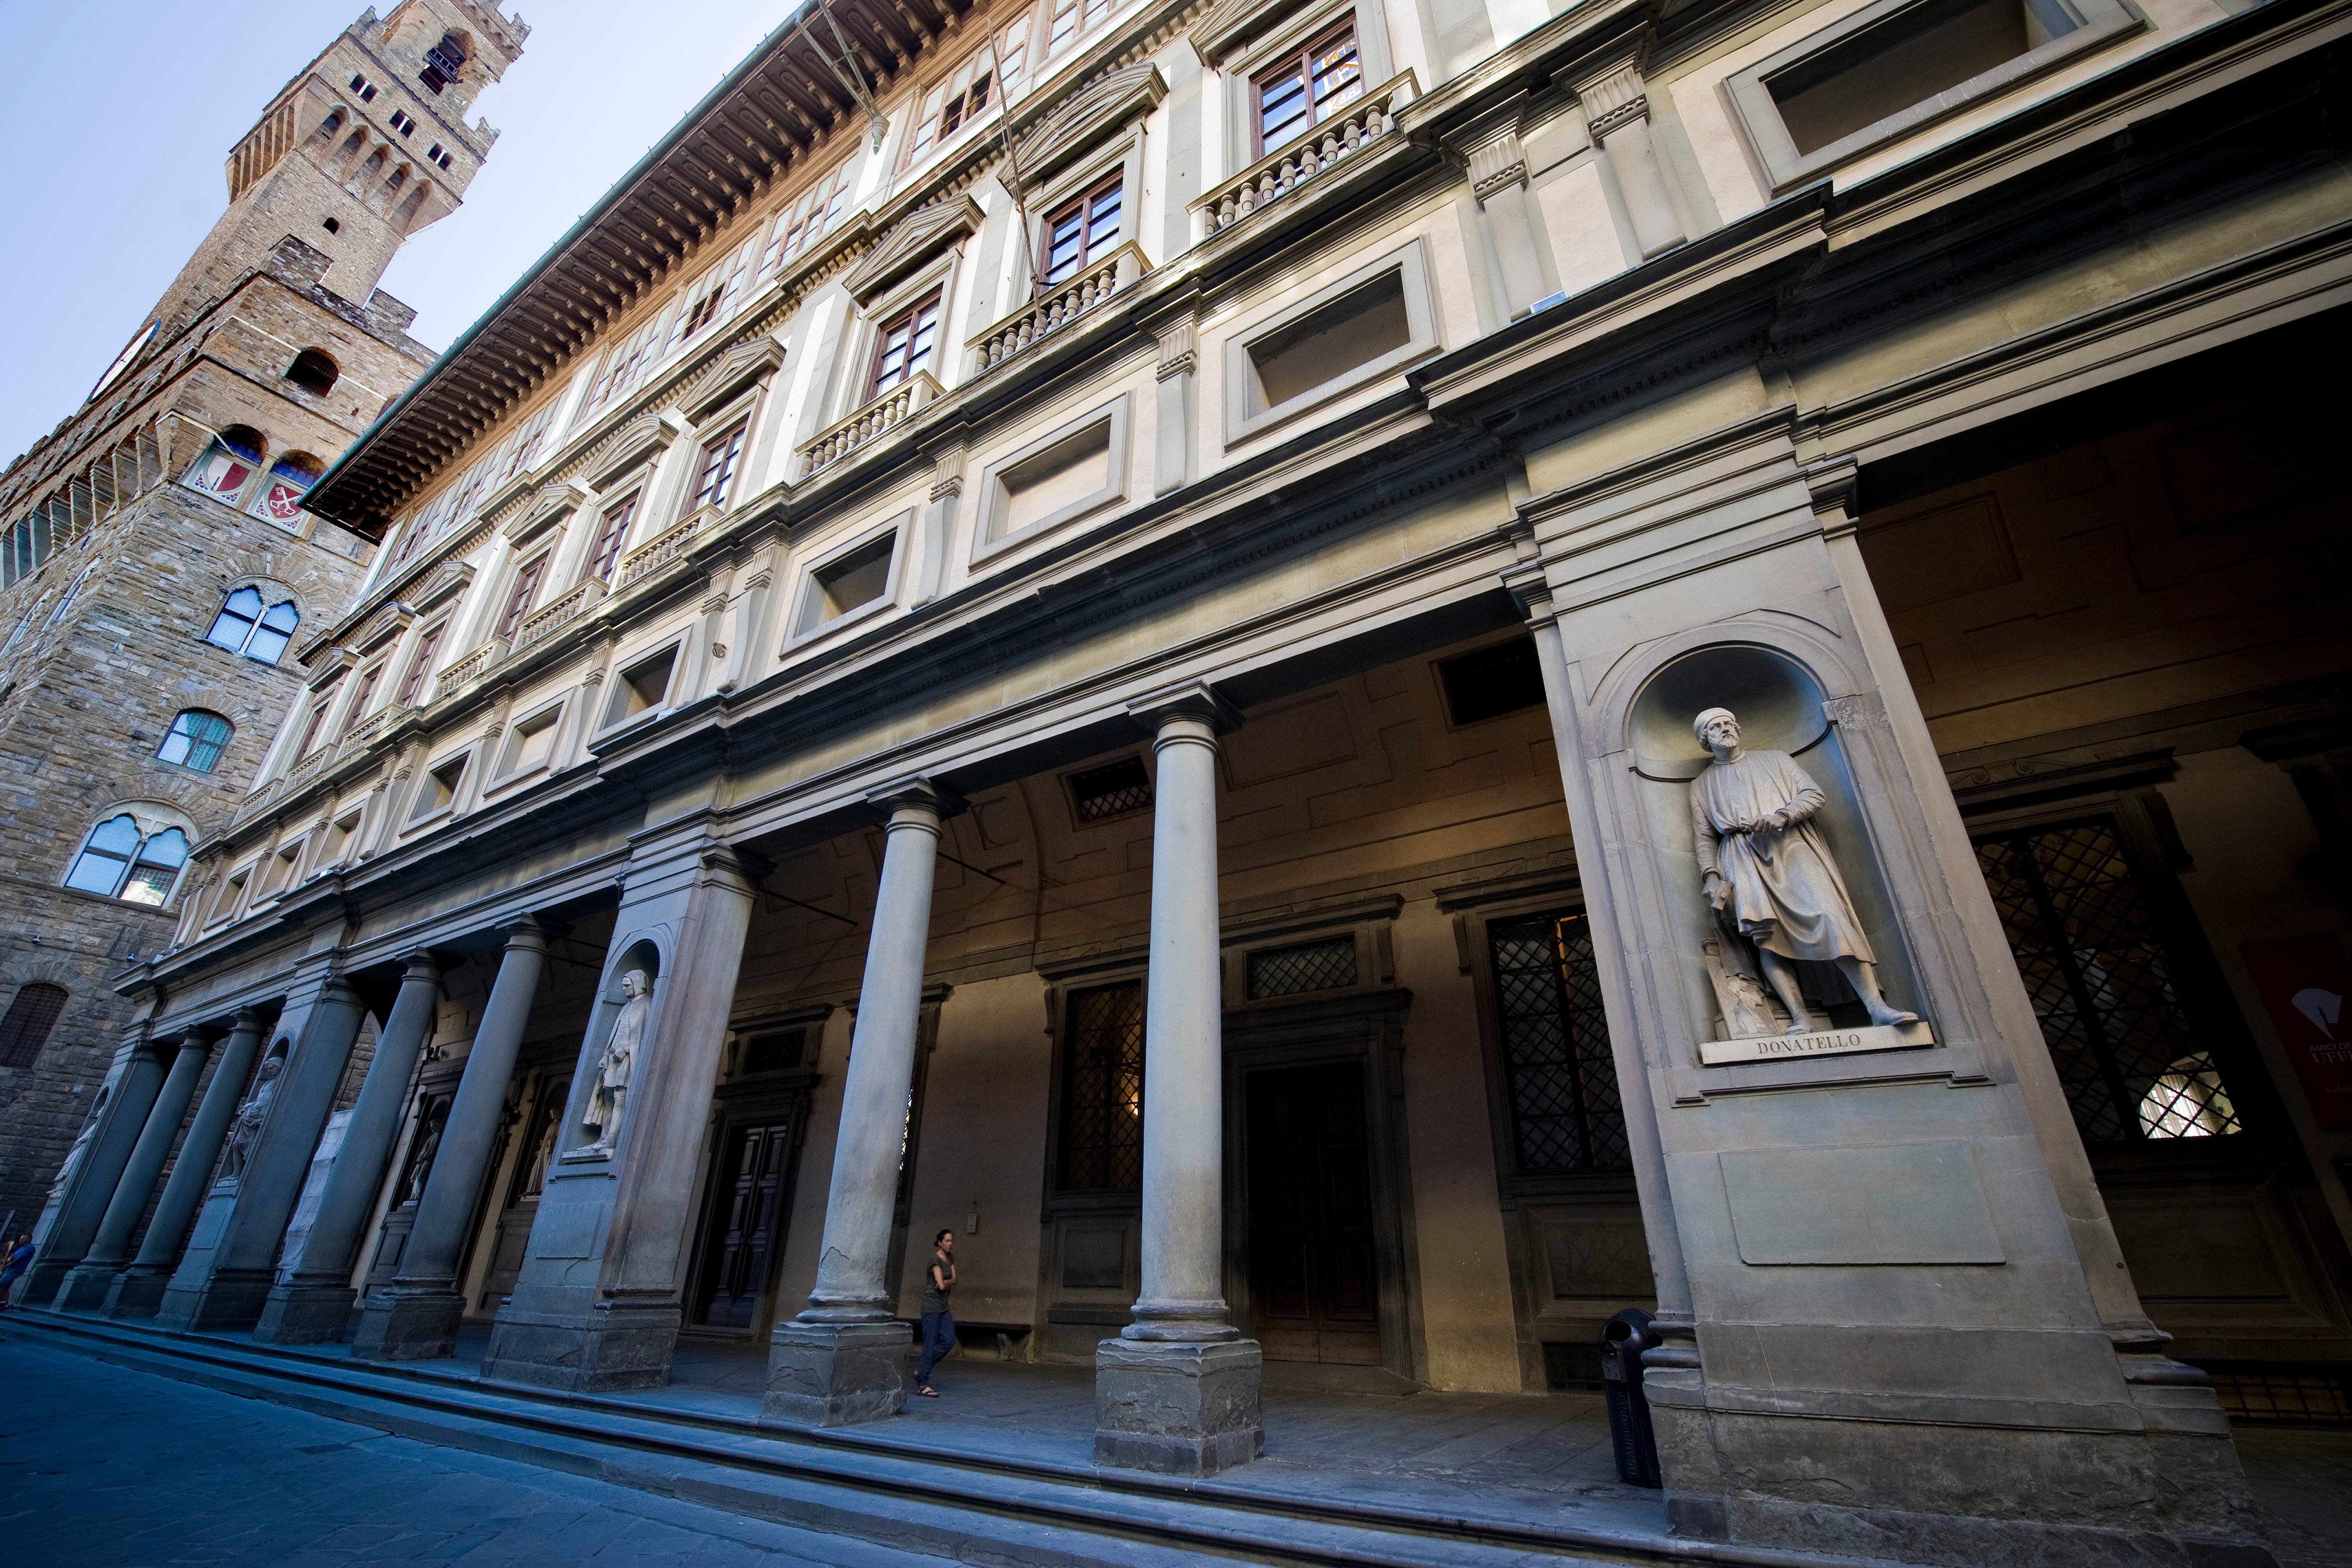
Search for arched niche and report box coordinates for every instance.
[1625,641,1924,1050]
[554,935,666,1162]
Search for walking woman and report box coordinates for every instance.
[914,1227,956,1397]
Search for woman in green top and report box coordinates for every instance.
[915,1227,956,1397]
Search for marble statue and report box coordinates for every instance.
[1690,707,1917,1035]
[45,1084,110,1209]
[400,1102,447,1205]
[581,970,651,1156]
[219,1056,284,1181]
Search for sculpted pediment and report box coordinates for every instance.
[841,196,984,308]
[1015,62,1168,192]
[585,411,677,488]
[684,334,786,422]
[1192,0,1318,64]
[507,481,588,545]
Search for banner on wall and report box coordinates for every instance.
[2240,934,2352,1131]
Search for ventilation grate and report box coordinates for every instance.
[1069,756,1152,823]
[1247,936,1358,998]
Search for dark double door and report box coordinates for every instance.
[1246,1062,1381,1365]
[693,1116,797,1331]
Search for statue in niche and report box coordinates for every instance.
[400,1101,448,1206]
[580,970,651,1156]
[1689,707,1917,1035]
[219,1056,285,1181]
[46,1084,111,1208]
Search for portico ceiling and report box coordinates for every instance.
[305,0,970,537]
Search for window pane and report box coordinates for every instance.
[0,982,69,1070]
[206,586,263,651]
[1974,820,2241,1142]
[1311,32,1362,119]
[66,816,142,896]
[245,600,299,664]
[1259,65,1309,147]
[1045,205,1086,284]
[1489,912,1629,1173]
[1060,982,1144,1189]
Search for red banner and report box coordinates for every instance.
[2240,934,2352,1131]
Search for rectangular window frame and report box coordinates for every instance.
[594,636,688,740]
[1222,237,1439,447]
[756,162,858,285]
[787,512,910,648]
[585,492,640,585]
[395,619,448,708]
[865,289,946,404]
[1725,0,2143,194]
[404,748,474,831]
[489,695,570,791]
[901,22,1031,170]
[1040,174,1126,288]
[1050,975,1149,1194]
[1251,19,1364,160]
[494,551,551,644]
[689,420,750,515]
[971,395,1130,566]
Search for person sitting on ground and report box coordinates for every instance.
[0,1233,34,1309]
[914,1227,957,1398]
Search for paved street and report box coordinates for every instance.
[0,1339,943,1567]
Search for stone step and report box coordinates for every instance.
[0,1310,1894,1568]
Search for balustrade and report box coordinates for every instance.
[1193,75,1413,239]
[513,578,604,649]
[797,371,942,478]
[969,243,1149,373]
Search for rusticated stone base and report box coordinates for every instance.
[101,1264,173,1320]
[1093,1337,1264,1477]
[351,1285,465,1360]
[154,1265,276,1333]
[763,1319,912,1427]
[54,1261,125,1313]
[481,1301,683,1392]
[252,1281,359,1344]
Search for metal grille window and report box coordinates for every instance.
[1059,982,1144,1190]
[1247,936,1358,998]
[739,1029,806,1075]
[1975,818,2243,1142]
[1489,912,1630,1172]
[1068,756,1151,822]
[0,982,68,1069]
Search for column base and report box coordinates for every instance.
[54,1260,128,1314]
[252,1280,359,1344]
[1644,1372,2277,1568]
[481,1300,683,1392]
[17,1257,77,1308]
[351,1285,466,1360]
[1093,1337,1264,1476]
[102,1264,173,1320]
[763,1319,912,1427]
[153,1266,276,1334]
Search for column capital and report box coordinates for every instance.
[862,777,964,824]
[229,1005,268,1032]
[397,948,445,982]
[1127,681,1242,738]
[499,913,550,953]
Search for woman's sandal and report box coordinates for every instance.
[916,1385,939,1397]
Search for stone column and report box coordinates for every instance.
[19,1040,172,1307]
[54,1029,212,1311]
[483,833,759,1391]
[766,781,951,1426]
[1094,683,1263,1476]
[256,951,443,1343]
[104,1009,265,1319]
[354,928,542,1360]
[155,975,369,1333]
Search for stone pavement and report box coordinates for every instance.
[0,1338,944,1566]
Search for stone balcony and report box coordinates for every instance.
[1192,73,1415,240]
[797,370,943,479]
[968,243,1150,375]
[618,510,708,587]
[512,577,606,651]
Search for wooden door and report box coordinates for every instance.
[694,1117,796,1330]
[1247,1063,1381,1364]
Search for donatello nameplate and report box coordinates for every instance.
[1699,1021,1935,1066]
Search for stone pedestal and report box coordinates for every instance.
[103,1009,266,1321]
[483,835,758,1392]
[763,1320,913,1427]
[350,1285,468,1360]
[259,953,442,1345]
[1093,1339,1265,1476]
[157,977,367,1333]
[356,928,542,1362]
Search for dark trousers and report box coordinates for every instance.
[916,1309,955,1383]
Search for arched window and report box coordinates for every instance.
[316,108,346,141]
[158,709,234,772]
[204,586,300,664]
[65,815,191,905]
[0,982,68,1069]
[285,350,338,397]
[252,452,323,527]
[183,425,266,502]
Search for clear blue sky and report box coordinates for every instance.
[0,1,792,470]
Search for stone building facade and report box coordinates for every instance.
[0,1,524,1246]
[23,0,2352,1562]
